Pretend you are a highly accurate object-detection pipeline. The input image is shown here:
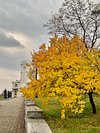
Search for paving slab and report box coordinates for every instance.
[0,98,25,133]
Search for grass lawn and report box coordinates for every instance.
[0,94,3,100]
[35,94,100,133]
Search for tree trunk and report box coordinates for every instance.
[88,91,96,114]
[36,68,38,80]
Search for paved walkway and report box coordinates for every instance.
[0,98,25,133]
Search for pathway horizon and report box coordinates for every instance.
[0,97,25,133]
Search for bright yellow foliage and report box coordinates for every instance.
[21,35,100,119]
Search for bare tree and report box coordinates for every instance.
[45,0,100,48]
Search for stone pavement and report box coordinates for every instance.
[0,98,25,133]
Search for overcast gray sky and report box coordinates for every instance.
[0,0,99,93]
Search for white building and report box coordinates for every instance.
[20,61,29,84]
[12,80,22,98]
[12,61,29,98]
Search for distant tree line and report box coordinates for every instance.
[3,89,12,99]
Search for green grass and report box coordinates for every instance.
[35,94,100,133]
[0,94,4,100]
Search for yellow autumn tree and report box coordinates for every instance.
[21,35,100,119]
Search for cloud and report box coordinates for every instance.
[0,68,20,93]
[0,45,27,70]
[0,31,24,48]
[0,0,63,38]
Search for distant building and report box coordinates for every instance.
[12,80,22,98]
[12,61,29,98]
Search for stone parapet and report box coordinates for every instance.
[25,100,52,133]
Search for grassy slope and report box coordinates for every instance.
[36,94,100,133]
